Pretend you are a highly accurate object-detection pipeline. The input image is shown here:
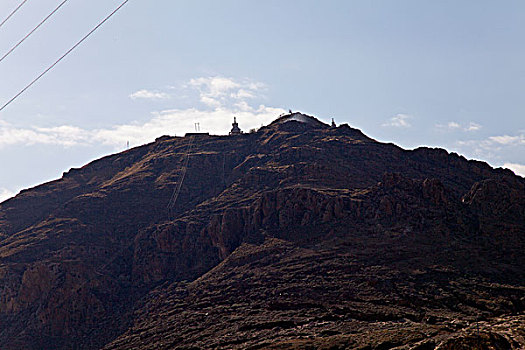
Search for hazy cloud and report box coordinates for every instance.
[436,121,482,132]
[383,114,411,128]
[0,123,90,148]
[489,135,522,145]
[466,122,482,131]
[504,163,525,177]
[129,89,171,100]
[455,132,525,165]
[0,188,15,203]
[189,77,240,96]
[188,77,266,109]
[456,134,523,151]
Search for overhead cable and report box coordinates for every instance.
[0,0,70,65]
[167,136,195,219]
[0,0,130,113]
[0,0,29,30]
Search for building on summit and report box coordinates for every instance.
[229,117,243,135]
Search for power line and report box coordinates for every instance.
[0,0,130,113]
[0,0,29,30]
[0,0,70,65]
[167,136,194,219]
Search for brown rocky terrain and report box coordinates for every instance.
[0,113,524,349]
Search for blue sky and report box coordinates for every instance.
[0,0,524,201]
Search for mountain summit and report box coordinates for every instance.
[1,113,524,349]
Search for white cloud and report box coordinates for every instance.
[0,77,285,149]
[189,77,240,96]
[91,104,285,147]
[0,123,90,147]
[0,188,15,203]
[129,89,170,100]
[130,77,266,109]
[488,135,521,145]
[454,132,525,166]
[34,125,91,146]
[436,121,482,132]
[503,163,525,177]
[200,96,222,108]
[457,134,524,151]
[382,114,411,128]
[187,76,266,108]
[466,122,482,131]
[231,89,256,100]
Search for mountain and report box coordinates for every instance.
[0,113,524,349]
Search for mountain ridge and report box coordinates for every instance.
[0,112,524,349]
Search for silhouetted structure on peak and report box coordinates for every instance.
[229,117,242,135]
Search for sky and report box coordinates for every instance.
[0,0,524,202]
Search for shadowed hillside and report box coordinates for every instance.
[1,113,524,349]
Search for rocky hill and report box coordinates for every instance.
[0,113,524,349]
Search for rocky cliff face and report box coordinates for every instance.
[0,113,524,349]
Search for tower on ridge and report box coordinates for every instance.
[229,117,242,135]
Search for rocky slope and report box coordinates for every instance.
[0,113,524,349]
